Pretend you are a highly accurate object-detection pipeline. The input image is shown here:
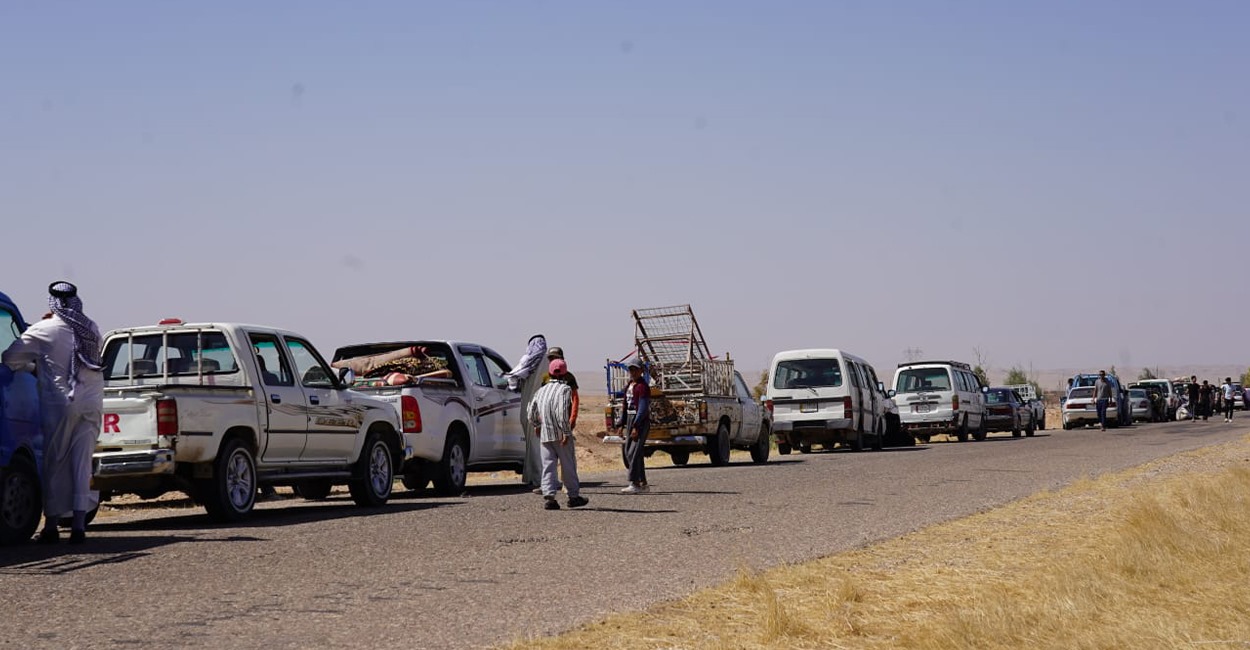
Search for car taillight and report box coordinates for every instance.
[604,407,614,429]
[156,398,178,437]
[952,394,960,411]
[400,395,423,433]
[765,400,773,415]
[699,401,708,422]
[843,396,853,419]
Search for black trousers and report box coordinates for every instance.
[1226,399,1236,420]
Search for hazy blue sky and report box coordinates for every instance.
[2,1,1247,378]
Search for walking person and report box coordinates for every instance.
[504,334,547,488]
[527,359,587,510]
[0,282,104,544]
[1199,380,1214,421]
[1221,377,1237,423]
[1188,376,1200,421]
[614,359,651,493]
[1093,370,1114,431]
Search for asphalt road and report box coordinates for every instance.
[2,418,1245,650]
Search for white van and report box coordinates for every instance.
[765,349,889,454]
[890,360,987,442]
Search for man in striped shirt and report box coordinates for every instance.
[528,359,588,510]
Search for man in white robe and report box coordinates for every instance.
[1,282,104,544]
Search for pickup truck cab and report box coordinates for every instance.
[93,320,406,522]
[0,291,42,544]
[333,340,527,495]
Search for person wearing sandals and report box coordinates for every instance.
[527,359,588,510]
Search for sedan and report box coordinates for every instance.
[1062,387,1099,429]
[984,387,1035,437]
[1129,388,1153,423]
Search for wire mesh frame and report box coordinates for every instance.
[628,305,731,396]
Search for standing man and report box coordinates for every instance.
[1093,370,1114,431]
[1199,380,1214,421]
[1221,377,1237,423]
[1,282,104,544]
[1188,376,1200,422]
[615,359,651,493]
[504,335,548,488]
[528,359,588,510]
[544,347,580,433]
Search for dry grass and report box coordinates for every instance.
[506,436,1250,650]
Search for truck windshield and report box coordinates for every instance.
[895,368,952,393]
[773,359,842,389]
[985,390,1010,404]
[103,331,239,379]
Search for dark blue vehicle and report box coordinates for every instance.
[0,290,43,544]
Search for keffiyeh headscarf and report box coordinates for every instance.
[503,334,547,390]
[48,282,103,395]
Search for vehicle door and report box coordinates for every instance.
[865,365,885,431]
[733,372,761,443]
[481,350,527,459]
[458,347,506,460]
[845,361,864,431]
[285,337,358,464]
[0,304,39,461]
[249,333,308,464]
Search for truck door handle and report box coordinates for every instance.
[271,394,282,404]
[309,396,320,405]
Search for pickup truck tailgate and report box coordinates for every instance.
[98,396,160,452]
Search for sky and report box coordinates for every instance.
[2,1,1247,381]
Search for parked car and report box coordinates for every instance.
[1128,382,1168,422]
[983,387,1035,437]
[1128,388,1153,423]
[768,349,890,453]
[1068,373,1130,427]
[1234,382,1245,410]
[1061,387,1100,429]
[0,291,42,545]
[1002,383,1046,430]
[890,360,988,442]
[94,320,407,522]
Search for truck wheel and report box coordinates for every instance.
[917,433,931,444]
[0,456,42,545]
[1025,417,1036,437]
[670,450,690,466]
[294,479,333,500]
[707,422,731,466]
[749,425,771,464]
[955,420,969,442]
[1062,420,1074,430]
[433,434,468,496]
[349,432,394,507]
[1038,412,1046,430]
[777,442,791,455]
[798,442,813,454]
[849,431,863,452]
[201,438,257,523]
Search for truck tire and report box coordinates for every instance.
[798,442,813,454]
[849,430,863,452]
[1038,412,1046,430]
[433,434,468,496]
[201,438,257,523]
[1025,416,1036,437]
[294,479,333,500]
[670,450,690,466]
[777,442,791,455]
[955,420,969,442]
[973,417,988,441]
[0,456,42,545]
[707,422,731,466]
[1012,420,1022,438]
[749,425,771,464]
[349,432,394,507]
[917,433,931,444]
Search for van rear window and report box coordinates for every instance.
[895,368,952,393]
[773,359,842,389]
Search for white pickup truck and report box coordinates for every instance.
[332,340,528,495]
[93,320,407,522]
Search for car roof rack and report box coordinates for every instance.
[898,360,972,370]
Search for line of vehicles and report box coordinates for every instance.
[1,297,1238,545]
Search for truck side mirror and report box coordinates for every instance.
[337,368,355,386]
[887,389,897,398]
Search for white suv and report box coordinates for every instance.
[890,361,988,442]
